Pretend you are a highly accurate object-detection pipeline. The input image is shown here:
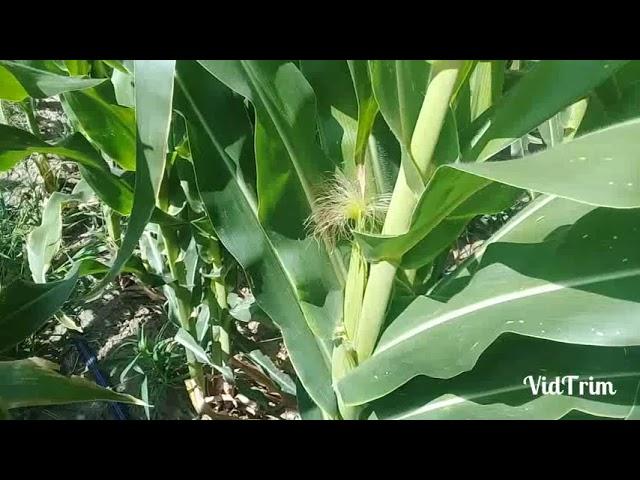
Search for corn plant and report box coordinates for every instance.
[1,59,640,420]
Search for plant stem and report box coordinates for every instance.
[353,61,464,361]
[161,224,205,391]
[208,239,231,364]
[21,99,57,193]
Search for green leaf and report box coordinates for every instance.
[0,400,9,419]
[101,60,129,74]
[456,118,640,208]
[431,195,594,300]
[0,357,144,409]
[27,191,88,283]
[466,60,628,161]
[247,349,296,396]
[347,60,379,166]
[300,60,358,173]
[400,184,521,270]
[368,60,459,185]
[0,60,105,101]
[198,61,344,279]
[579,63,640,134]
[0,124,133,214]
[174,60,339,417]
[77,256,165,287]
[112,66,135,108]
[174,327,232,379]
[355,118,640,267]
[369,60,430,150]
[141,375,150,420]
[62,89,136,170]
[0,267,80,352]
[469,60,506,121]
[355,168,521,265]
[63,60,92,76]
[295,377,324,420]
[90,60,174,296]
[174,327,212,365]
[300,60,396,195]
[339,202,640,406]
[367,335,640,419]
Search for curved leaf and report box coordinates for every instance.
[466,60,628,161]
[355,118,640,267]
[0,124,133,214]
[174,60,340,417]
[90,60,174,297]
[368,335,640,420]
[0,266,80,352]
[369,60,430,150]
[0,357,144,409]
[0,60,105,101]
[63,89,136,170]
[347,60,379,166]
[339,202,640,406]
[27,191,88,283]
[198,60,341,243]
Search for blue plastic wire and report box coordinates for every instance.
[71,335,130,420]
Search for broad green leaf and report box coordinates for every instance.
[90,60,174,296]
[368,60,460,186]
[469,60,506,121]
[300,60,358,171]
[0,357,144,409]
[16,60,67,75]
[64,60,91,76]
[355,168,520,265]
[0,252,163,354]
[198,60,342,256]
[466,60,628,161]
[355,118,640,267]
[247,349,296,396]
[367,335,640,419]
[300,60,398,195]
[400,184,521,270]
[339,203,640,406]
[457,118,640,208]
[112,66,135,108]
[295,377,324,420]
[347,60,379,166]
[174,60,339,417]
[63,89,136,170]
[101,60,129,74]
[0,266,80,352]
[0,124,133,214]
[0,60,105,101]
[27,191,88,283]
[579,63,640,134]
[0,65,28,101]
[431,196,595,300]
[369,60,430,150]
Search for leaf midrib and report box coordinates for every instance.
[391,371,640,419]
[376,267,640,355]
